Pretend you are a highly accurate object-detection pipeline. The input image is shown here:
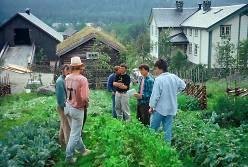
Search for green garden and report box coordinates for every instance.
[0,79,247,167]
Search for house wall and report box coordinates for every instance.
[0,15,60,62]
[150,17,159,58]
[211,14,248,67]
[60,38,121,88]
[185,13,248,68]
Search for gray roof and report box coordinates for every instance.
[169,33,188,43]
[18,12,63,42]
[150,8,198,27]
[181,4,248,29]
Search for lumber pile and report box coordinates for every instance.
[227,88,248,97]
[0,64,32,74]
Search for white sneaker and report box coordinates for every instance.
[82,149,91,156]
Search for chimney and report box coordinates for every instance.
[203,1,211,11]
[25,8,31,15]
[176,0,184,12]
[198,4,202,10]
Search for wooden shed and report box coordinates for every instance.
[56,26,125,88]
[0,9,63,67]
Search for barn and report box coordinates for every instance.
[0,9,63,68]
[56,26,125,88]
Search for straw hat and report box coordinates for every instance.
[70,56,83,66]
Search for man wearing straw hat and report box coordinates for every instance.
[64,56,91,164]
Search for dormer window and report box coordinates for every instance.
[220,25,231,38]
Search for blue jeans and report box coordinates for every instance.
[64,103,86,160]
[150,111,174,145]
[112,94,117,118]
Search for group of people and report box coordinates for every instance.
[107,59,186,144]
[55,56,186,164]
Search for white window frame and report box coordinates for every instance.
[189,43,192,54]
[220,25,231,38]
[194,44,198,56]
[189,29,192,36]
[86,52,99,60]
[184,28,187,36]
[194,29,198,37]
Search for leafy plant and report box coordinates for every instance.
[173,111,248,167]
[178,94,201,111]
[0,120,59,167]
[213,96,248,127]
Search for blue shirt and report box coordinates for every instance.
[55,75,67,108]
[149,72,186,116]
[107,73,117,92]
[138,76,154,104]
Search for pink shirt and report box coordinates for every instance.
[65,73,89,109]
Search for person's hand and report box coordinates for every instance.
[149,108,154,114]
[134,93,142,99]
[84,99,89,109]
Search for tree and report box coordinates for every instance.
[91,39,112,89]
[215,39,236,88]
[238,39,248,74]
[158,29,171,60]
[135,31,151,63]
[170,50,188,72]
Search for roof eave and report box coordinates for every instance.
[207,4,248,31]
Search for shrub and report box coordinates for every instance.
[213,96,248,127]
[173,111,248,167]
[178,94,201,111]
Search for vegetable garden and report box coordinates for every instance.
[0,79,247,167]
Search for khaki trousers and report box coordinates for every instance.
[57,106,71,146]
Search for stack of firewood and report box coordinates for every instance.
[0,74,11,96]
[185,83,207,110]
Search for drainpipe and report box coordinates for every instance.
[208,31,212,69]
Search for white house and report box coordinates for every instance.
[149,0,248,68]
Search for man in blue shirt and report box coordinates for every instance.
[55,64,71,146]
[107,66,120,118]
[149,59,186,145]
[134,64,154,126]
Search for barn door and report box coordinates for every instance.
[14,28,31,45]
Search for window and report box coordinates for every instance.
[189,43,192,54]
[194,44,198,56]
[194,29,198,37]
[155,42,158,53]
[189,29,192,36]
[155,28,158,37]
[151,25,154,36]
[184,28,187,35]
[220,25,231,37]
[86,52,99,59]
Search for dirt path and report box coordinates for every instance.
[0,70,54,94]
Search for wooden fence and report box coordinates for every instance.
[0,74,11,96]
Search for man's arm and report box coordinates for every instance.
[81,78,90,108]
[55,79,66,108]
[176,76,186,92]
[107,74,114,92]
[149,79,161,110]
